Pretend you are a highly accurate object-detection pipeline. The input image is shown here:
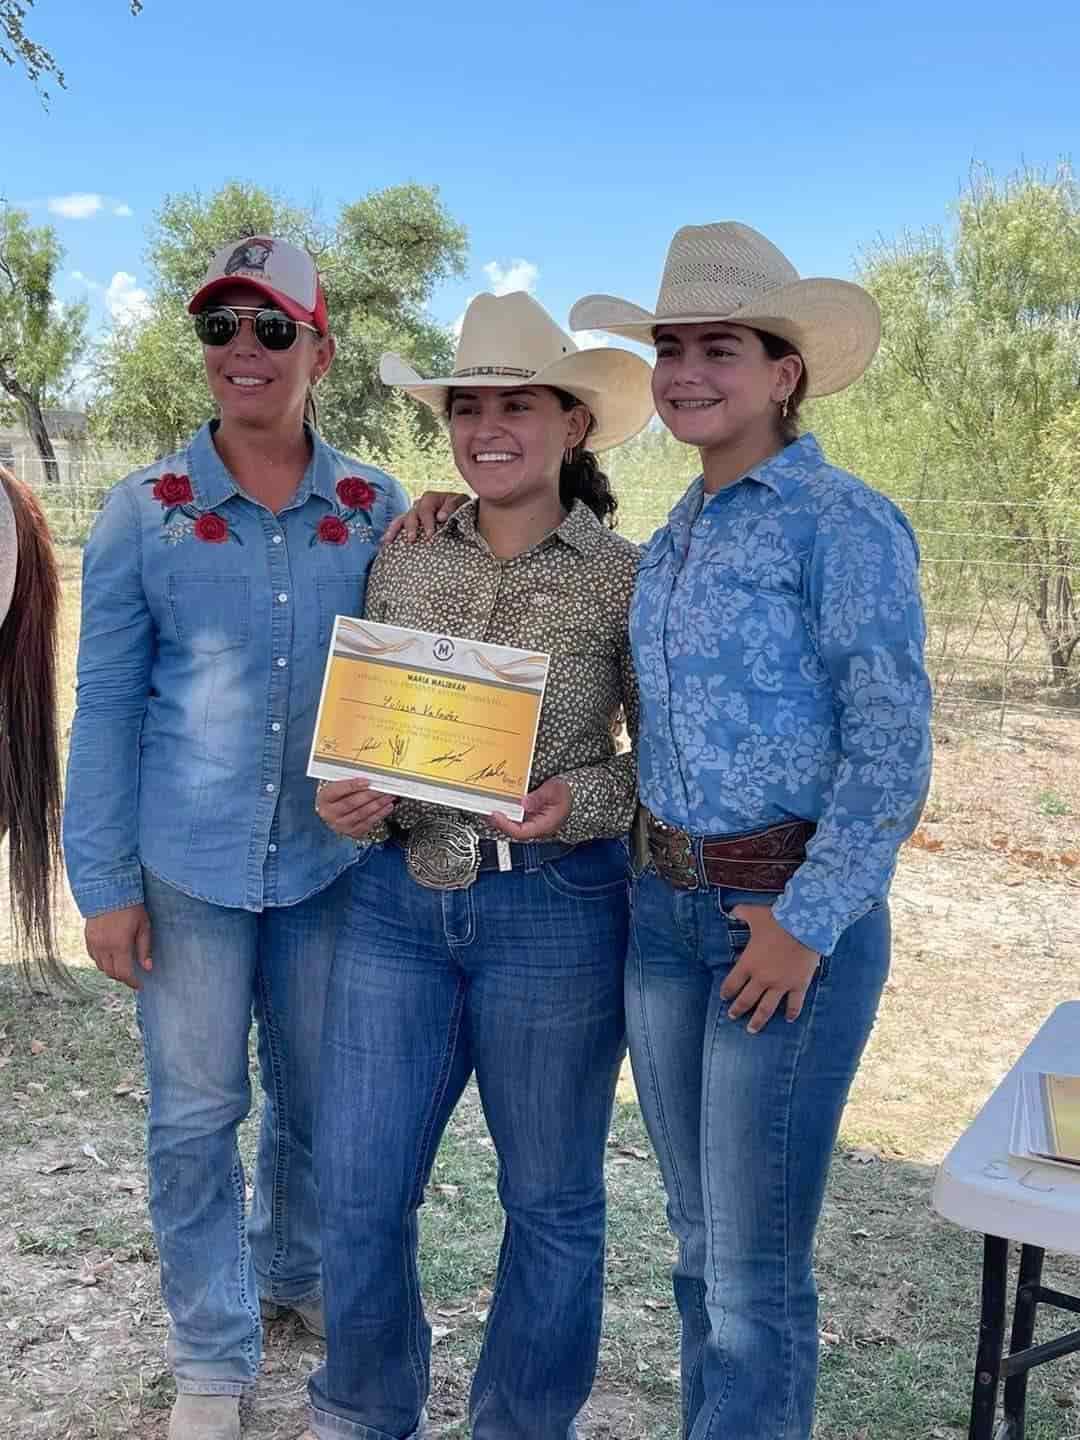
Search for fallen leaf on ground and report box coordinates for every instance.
[81,1143,109,1169]
[39,1160,76,1175]
[433,1183,460,1199]
[643,1298,671,1311]
[608,1143,650,1161]
[29,1039,46,1056]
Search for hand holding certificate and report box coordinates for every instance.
[307,618,550,823]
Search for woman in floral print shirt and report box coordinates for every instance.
[63,237,407,1440]
[571,221,932,1440]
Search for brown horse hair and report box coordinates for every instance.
[0,466,69,989]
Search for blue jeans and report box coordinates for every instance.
[308,839,629,1440]
[138,868,348,1394]
[626,870,890,1440]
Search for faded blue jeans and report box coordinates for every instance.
[137,867,349,1394]
[626,869,890,1440]
[308,838,629,1440]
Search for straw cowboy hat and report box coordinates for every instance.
[379,291,654,451]
[569,222,880,397]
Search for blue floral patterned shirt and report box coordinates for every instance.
[631,433,932,956]
[64,422,408,917]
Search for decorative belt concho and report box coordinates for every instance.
[405,819,481,890]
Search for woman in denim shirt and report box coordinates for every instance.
[63,237,408,1440]
[571,222,933,1440]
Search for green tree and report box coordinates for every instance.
[1,0,142,97]
[0,205,87,482]
[91,180,467,461]
[813,162,1080,684]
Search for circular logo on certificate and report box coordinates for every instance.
[433,637,455,662]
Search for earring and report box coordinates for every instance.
[780,394,790,419]
[564,446,575,466]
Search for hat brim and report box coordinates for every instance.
[379,346,654,452]
[187,276,323,332]
[569,278,880,397]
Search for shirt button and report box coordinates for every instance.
[265,783,275,794]
[276,657,287,668]
[272,534,283,545]
[268,843,278,854]
[278,592,288,603]
[271,722,281,733]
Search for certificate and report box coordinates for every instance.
[307,617,550,821]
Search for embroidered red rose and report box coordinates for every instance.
[153,472,194,506]
[193,513,230,544]
[317,515,350,545]
[336,476,377,511]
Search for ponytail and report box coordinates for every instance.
[0,468,67,989]
[553,389,618,528]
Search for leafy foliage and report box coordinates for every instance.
[813,163,1080,683]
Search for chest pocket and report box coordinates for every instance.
[168,575,250,654]
[317,574,367,643]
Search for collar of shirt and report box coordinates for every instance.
[442,496,603,559]
[186,421,344,514]
[666,432,826,550]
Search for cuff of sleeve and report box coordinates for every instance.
[771,891,841,958]
[555,770,593,844]
[71,868,145,920]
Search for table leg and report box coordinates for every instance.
[969,1235,1009,1440]
[1002,1245,1045,1439]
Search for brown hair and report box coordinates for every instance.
[754,329,808,445]
[0,468,67,988]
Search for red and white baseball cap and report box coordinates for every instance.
[187,236,329,334]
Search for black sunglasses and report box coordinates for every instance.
[193,305,320,352]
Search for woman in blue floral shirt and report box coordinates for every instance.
[570,222,932,1439]
[63,237,407,1440]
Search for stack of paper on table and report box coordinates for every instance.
[1010,1072,1080,1172]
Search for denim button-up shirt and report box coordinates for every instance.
[632,433,932,956]
[64,423,408,917]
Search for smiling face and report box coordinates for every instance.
[651,322,802,457]
[447,385,590,510]
[199,282,334,432]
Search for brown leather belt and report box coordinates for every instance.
[646,811,815,892]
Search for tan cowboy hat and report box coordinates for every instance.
[379,291,654,452]
[569,222,880,398]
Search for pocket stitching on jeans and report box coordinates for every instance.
[539,860,629,901]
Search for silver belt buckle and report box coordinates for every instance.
[405,819,481,890]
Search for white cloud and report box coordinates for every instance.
[113,203,134,218]
[451,257,541,336]
[481,258,539,297]
[48,192,105,220]
[70,269,103,291]
[105,271,152,326]
[571,328,612,350]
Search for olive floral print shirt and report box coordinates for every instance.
[366,499,640,845]
[632,433,932,956]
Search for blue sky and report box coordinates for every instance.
[3,0,1078,345]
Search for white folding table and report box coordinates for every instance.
[933,1000,1080,1439]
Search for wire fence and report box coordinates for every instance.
[18,454,1080,732]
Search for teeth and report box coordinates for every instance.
[229,377,269,387]
[474,452,518,462]
[672,398,720,409]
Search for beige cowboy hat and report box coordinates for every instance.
[569,222,880,398]
[379,291,654,452]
